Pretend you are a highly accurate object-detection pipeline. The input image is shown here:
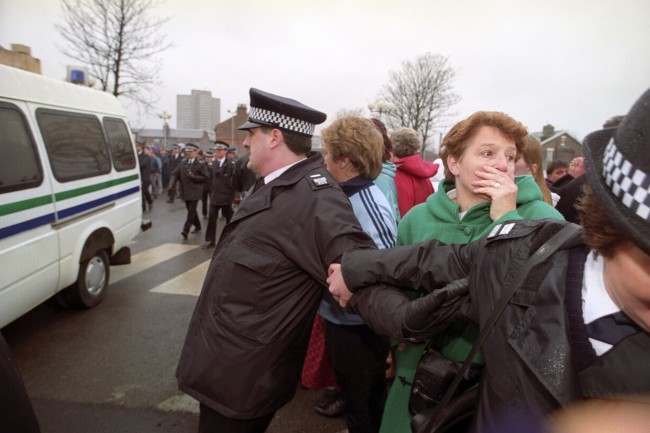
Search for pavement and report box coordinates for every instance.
[3,195,346,433]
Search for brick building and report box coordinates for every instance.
[531,124,582,170]
[214,104,249,153]
[0,44,41,74]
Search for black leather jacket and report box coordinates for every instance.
[340,220,650,432]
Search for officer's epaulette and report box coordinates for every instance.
[485,220,541,243]
[306,172,332,190]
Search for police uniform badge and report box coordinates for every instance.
[308,173,330,190]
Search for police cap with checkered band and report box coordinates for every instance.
[584,88,650,255]
[238,88,326,137]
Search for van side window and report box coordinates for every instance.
[104,118,136,171]
[0,104,43,194]
[37,109,111,182]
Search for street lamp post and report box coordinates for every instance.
[158,111,172,149]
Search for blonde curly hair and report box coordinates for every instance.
[322,117,383,178]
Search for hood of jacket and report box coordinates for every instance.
[380,161,397,179]
[394,154,438,179]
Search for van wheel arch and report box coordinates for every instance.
[79,228,115,263]
[58,228,114,309]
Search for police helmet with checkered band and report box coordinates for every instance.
[238,88,326,137]
[584,88,650,255]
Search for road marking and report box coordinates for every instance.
[157,394,199,413]
[111,243,198,285]
[149,260,210,296]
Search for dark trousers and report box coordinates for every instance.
[325,321,390,433]
[198,404,274,433]
[182,200,201,234]
[162,170,170,189]
[141,182,153,211]
[167,184,176,202]
[201,190,210,216]
[205,205,233,244]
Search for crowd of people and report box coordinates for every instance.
[3,86,649,433]
[136,140,256,247]
[176,86,649,433]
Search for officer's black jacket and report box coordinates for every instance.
[340,219,650,432]
[176,152,374,418]
[208,158,237,205]
[170,159,210,201]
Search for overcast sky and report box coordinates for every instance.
[2,0,649,146]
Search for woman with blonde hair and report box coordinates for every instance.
[319,116,397,433]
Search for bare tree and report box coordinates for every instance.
[56,0,170,109]
[378,53,460,152]
[335,107,367,119]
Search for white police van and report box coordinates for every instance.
[0,64,144,328]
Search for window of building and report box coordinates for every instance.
[37,109,111,182]
[104,117,136,171]
[0,103,43,194]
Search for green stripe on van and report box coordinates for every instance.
[0,195,53,216]
[54,174,139,200]
[0,174,139,217]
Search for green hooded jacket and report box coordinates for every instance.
[379,175,564,433]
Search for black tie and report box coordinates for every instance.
[252,177,264,193]
[586,311,642,346]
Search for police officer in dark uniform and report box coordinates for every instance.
[169,143,210,239]
[203,143,237,248]
[166,145,183,203]
[176,88,375,433]
[200,149,212,218]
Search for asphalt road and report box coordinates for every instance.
[3,195,346,433]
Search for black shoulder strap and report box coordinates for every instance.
[422,223,582,431]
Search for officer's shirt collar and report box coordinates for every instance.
[263,158,307,185]
[582,250,621,355]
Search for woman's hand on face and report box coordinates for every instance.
[471,165,517,221]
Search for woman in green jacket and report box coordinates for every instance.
[380,111,563,433]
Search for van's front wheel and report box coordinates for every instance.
[68,249,110,308]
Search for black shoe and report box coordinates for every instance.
[313,389,344,418]
[181,232,188,240]
[201,242,215,249]
[192,227,201,233]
